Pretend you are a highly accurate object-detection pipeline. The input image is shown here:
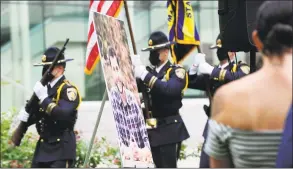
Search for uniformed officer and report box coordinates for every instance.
[132,31,190,168]
[188,34,250,168]
[17,47,81,168]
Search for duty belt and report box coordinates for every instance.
[146,113,181,129]
[39,128,73,139]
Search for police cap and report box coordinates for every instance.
[141,31,176,52]
[210,33,223,49]
[33,47,73,66]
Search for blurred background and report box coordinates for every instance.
[1,1,252,167]
[1,1,252,111]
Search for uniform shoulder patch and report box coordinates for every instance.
[240,65,250,74]
[66,87,78,101]
[175,68,186,79]
[63,80,72,86]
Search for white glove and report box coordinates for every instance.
[131,54,148,80]
[189,64,199,75]
[131,54,143,66]
[134,65,148,80]
[33,81,48,103]
[198,62,214,75]
[193,53,206,65]
[18,107,29,122]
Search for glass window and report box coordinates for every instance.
[2,1,238,108]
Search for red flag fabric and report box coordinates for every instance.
[84,0,123,75]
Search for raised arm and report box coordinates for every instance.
[210,63,250,82]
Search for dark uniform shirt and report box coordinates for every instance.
[26,76,81,163]
[142,61,190,147]
[143,61,187,117]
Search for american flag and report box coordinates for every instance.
[84,0,123,75]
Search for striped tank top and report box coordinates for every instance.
[204,119,282,167]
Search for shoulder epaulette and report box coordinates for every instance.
[63,79,72,87]
[175,64,184,68]
[57,79,81,110]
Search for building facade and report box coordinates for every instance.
[1,1,249,112]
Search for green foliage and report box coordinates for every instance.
[1,110,36,168]
[1,110,121,168]
[74,135,121,168]
[1,109,200,168]
[179,142,202,160]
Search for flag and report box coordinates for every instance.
[167,0,200,64]
[84,0,123,75]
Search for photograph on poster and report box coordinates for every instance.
[93,12,154,168]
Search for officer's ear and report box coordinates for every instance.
[252,30,264,53]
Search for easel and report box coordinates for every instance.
[83,0,140,167]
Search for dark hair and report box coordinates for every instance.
[256,1,292,56]
[108,46,120,67]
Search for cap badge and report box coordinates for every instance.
[42,55,46,62]
[148,39,153,46]
[216,39,222,48]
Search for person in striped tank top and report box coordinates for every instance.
[203,1,292,167]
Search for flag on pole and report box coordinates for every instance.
[167,0,200,64]
[84,0,123,75]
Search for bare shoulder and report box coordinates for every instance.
[211,73,258,128]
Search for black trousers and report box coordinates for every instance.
[31,160,75,168]
[199,140,209,168]
[151,142,181,168]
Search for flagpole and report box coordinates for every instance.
[196,45,212,103]
[124,0,152,122]
[124,0,137,54]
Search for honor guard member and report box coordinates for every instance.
[132,31,190,168]
[17,47,81,168]
[188,34,250,168]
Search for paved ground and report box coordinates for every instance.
[27,99,209,167]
